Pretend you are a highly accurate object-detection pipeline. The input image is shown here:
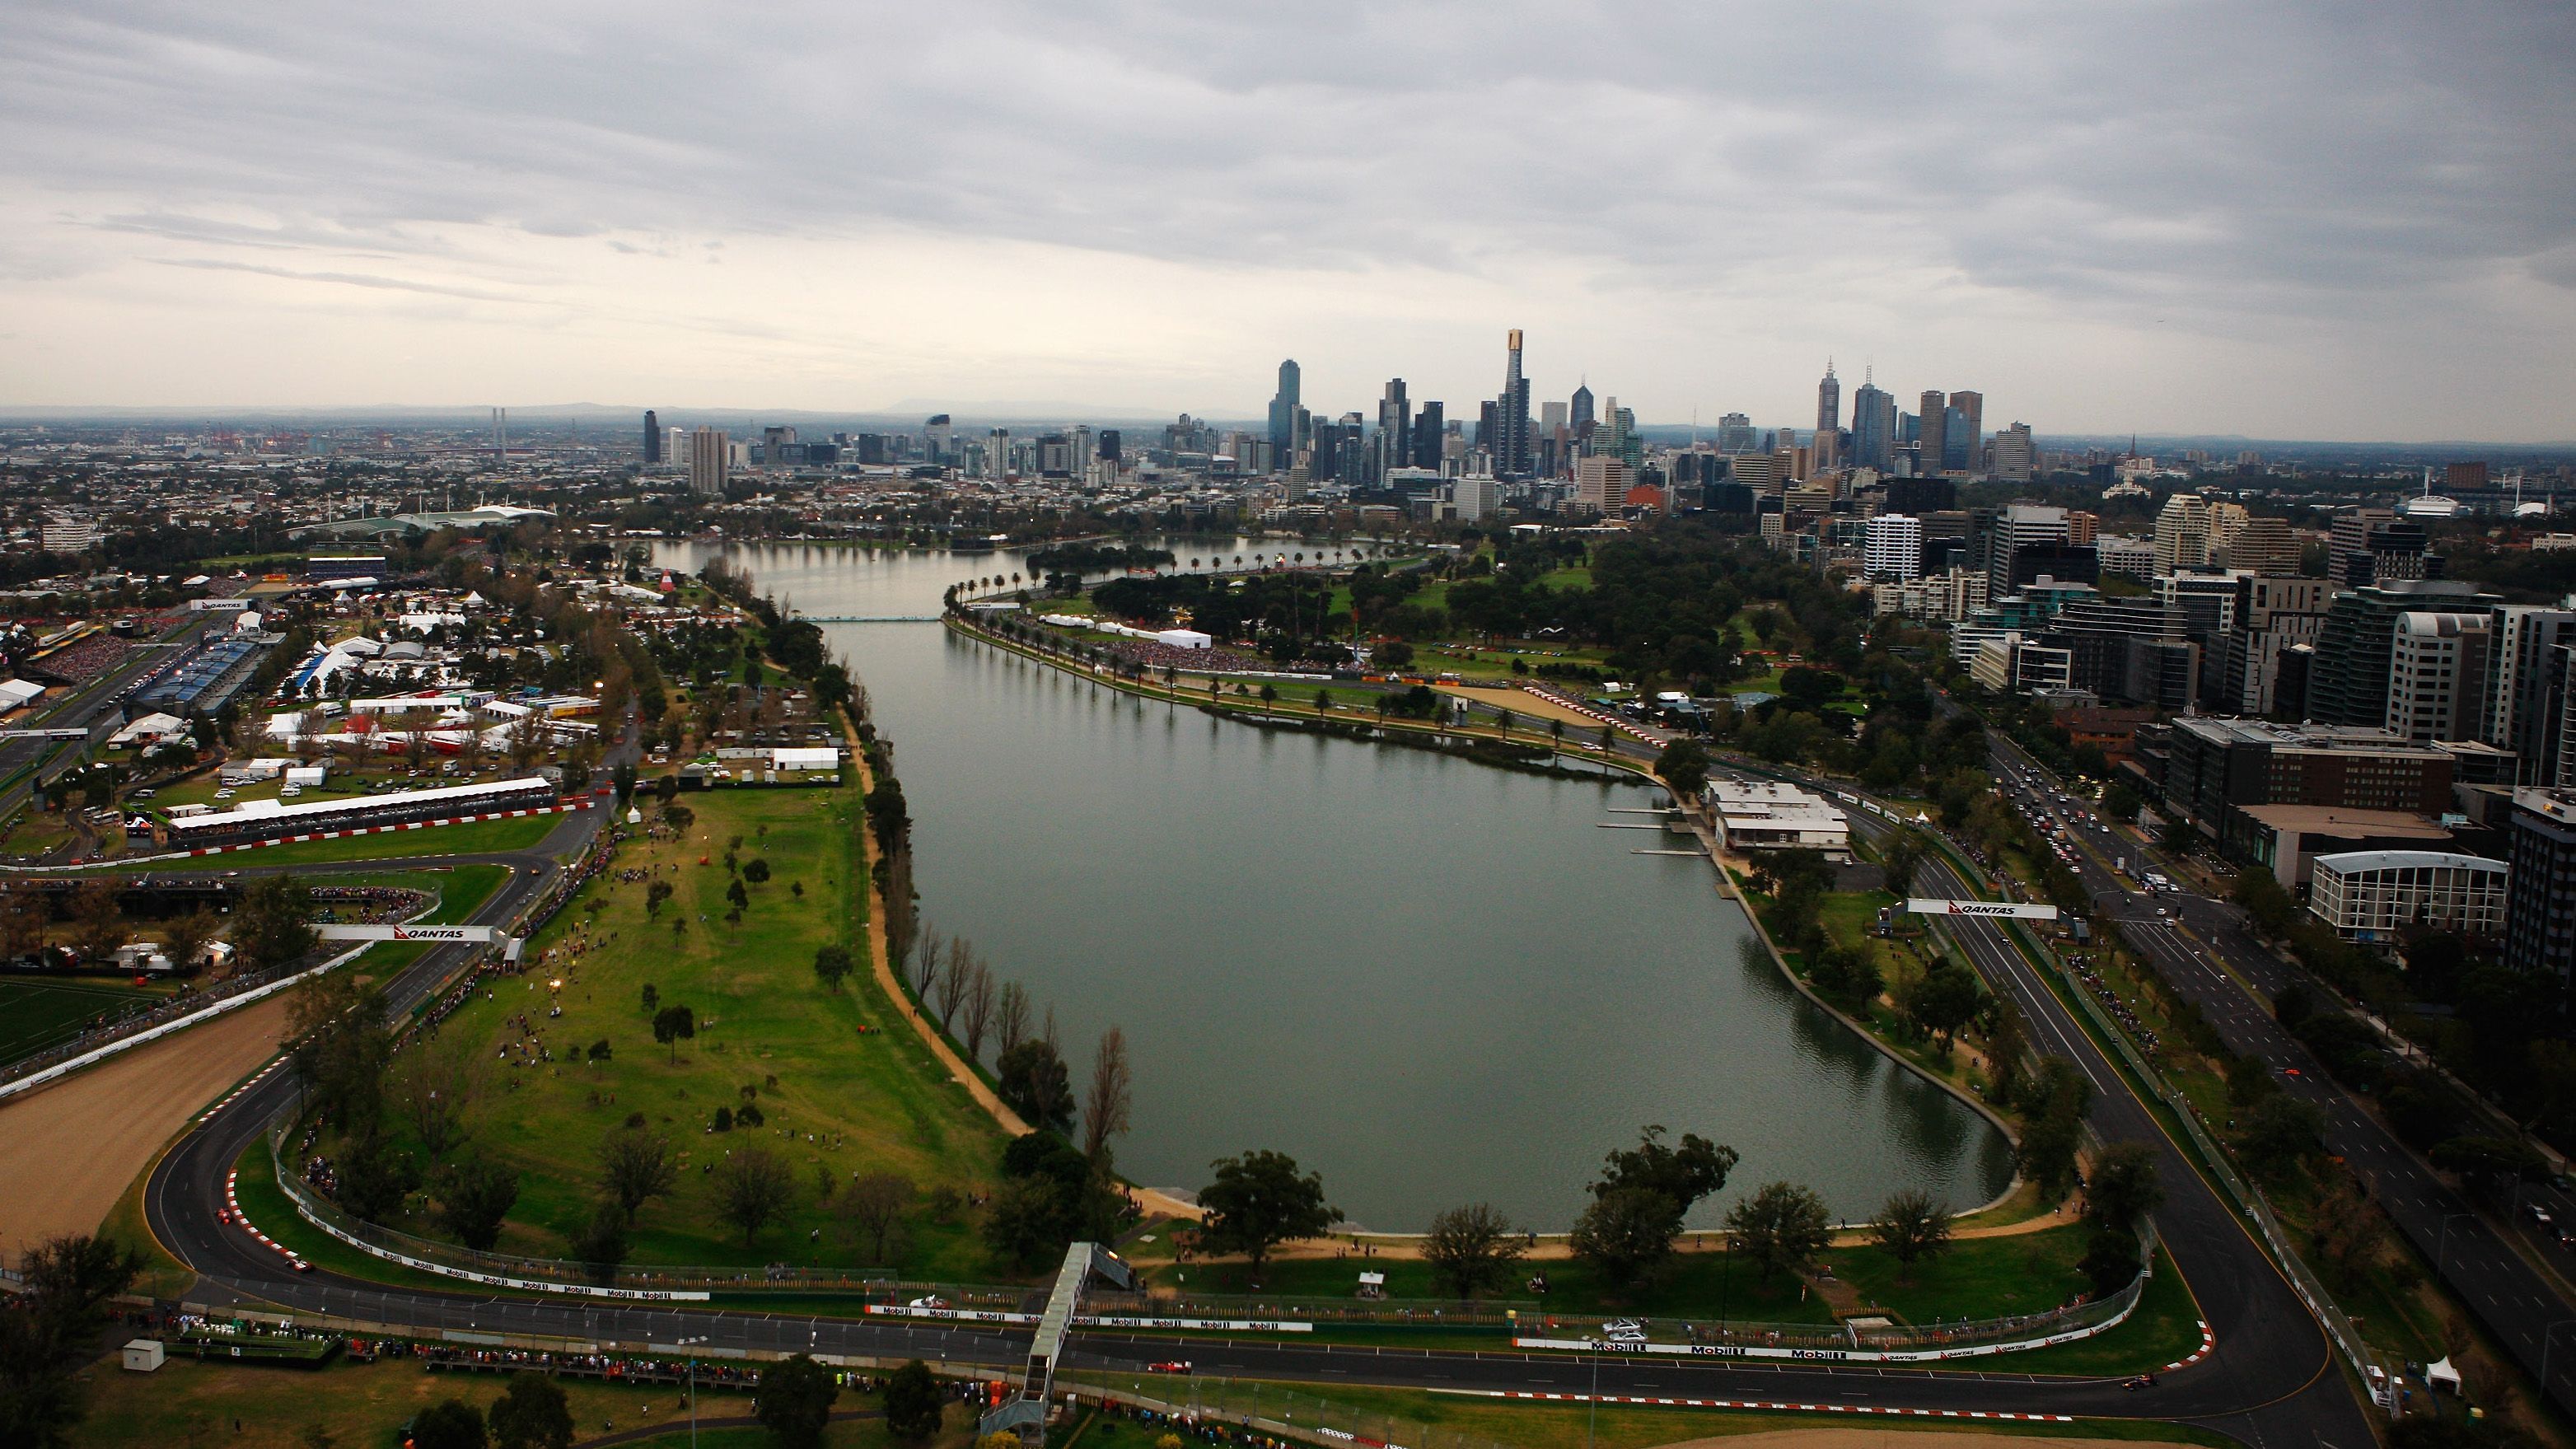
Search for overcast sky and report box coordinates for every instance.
[2,1,2571,439]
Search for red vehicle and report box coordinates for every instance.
[1147,1361,1193,1375]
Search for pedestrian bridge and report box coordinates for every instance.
[982,1241,1136,1443]
[795,615,944,624]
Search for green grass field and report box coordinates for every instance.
[329,783,1011,1278]
[106,812,563,871]
[0,978,157,1065]
[68,1349,974,1449]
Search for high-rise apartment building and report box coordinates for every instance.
[2385,611,2494,742]
[1574,456,1629,515]
[2213,516,2300,576]
[1863,513,1924,581]
[1267,359,1302,462]
[688,426,729,497]
[2485,606,2576,783]
[2306,580,2502,728]
[643,409,661,464]
[1494,330,1532,476]
[1918,391,1948,476]
[2153,494,2210,574]
[2504,788,2576,996]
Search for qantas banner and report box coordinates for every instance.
[316,923,498,942]
[1903,899,2060,921]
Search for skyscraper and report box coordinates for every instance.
[2307,580,2502,727]
[1948,390,1984,469]
[1814,363,1841,470]
[1569,382,1595,434]
[1413,401,1445,471]
[1267,359,1302,461]
[1373,377,1410,485]
[1716,413,1756,454]
[1918,391,1948,476]
[1990,422,2035,482]
[1850,380,1896,470]
[1496,330,1532,476]
[1863,514,1923,581]
[643,409,661,464]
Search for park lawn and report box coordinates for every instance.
[1989,1246,2206,1377]
[67,1349,967,1449]
[104,813,563,871]
[364,783,1011,1278]
[0,978,160,1065]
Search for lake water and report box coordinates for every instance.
[655,540,2014,1232]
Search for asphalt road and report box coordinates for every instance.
[0,614,217,825]
[1988,734,2576,1417]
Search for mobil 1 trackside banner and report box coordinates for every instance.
[1903,899,2060,921]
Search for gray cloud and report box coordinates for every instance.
[1,0,2572,432]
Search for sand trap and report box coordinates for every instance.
[0,996,290,1256]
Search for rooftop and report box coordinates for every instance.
[2235,804,2453,838]
[2311,849,2504,876]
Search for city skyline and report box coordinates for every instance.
[2,2,2572,439]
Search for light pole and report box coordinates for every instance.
[2436,1213,2476,1282]
[676,1334,710,1449]
[2543,1319,2576,1395]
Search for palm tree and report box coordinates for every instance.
[1496,708,1514,743]
[1314,688,1332,718]
[1259,683,1279,710]
[1190,558,1201,571]
[1374,694,1391,728]
[1163,664,1178,712]
[1550,717,1565,753]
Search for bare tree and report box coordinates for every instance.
[934,937,972,1023]
[836,1171,915,1264]
[911,923,944,1006]
[713,1146,797,1245]
[1082,1027,1133,1163]
[0,889,49,959]
[961,957,997,1062]
[599,1127,679,1222]
[994,982,1031,1058]
[394,1035,489,1162]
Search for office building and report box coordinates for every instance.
[1570,383,1596,435]
[2162,717,2456,830]
[1574,456,1630,515]
[2097,535,2156,577]
[1985,502,2073,601]
[1704,779,1849,853]
[1813,363,1841,469]
[2384,611,2493,743]
[2330,507,2434,587]
[1452,475,1498,523]
[2212,516,2299,576]
[1716,412,1756,454]
[687,427,729,497]
[643,409,661,464]
[1947,391,1983,471]
[2153,494,2211,573]
[1918,391,1947,475]
[1267,359,1302,461]
[2507,789,2576,993]
[1863,513,1924,581]
[2485,606,2576,783]
[1372,377,1410,484]
[2307,580,2502,728]
[2307,851,2508,943]
[1850,380,1897,471]
[1990,423,2035,482]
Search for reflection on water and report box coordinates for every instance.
[657,540,2013,1229]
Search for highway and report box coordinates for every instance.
[1988,732,2576,1417]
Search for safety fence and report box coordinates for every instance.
[1056,1368,1519,1449]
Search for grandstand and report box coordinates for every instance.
[162,775,559,848]
[136,635,271,715]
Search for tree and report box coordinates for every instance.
[755,1355,840,1449]
[2078,1227,2141,1298]
[1653,738,1709,802]
[288,966,391,1129]
[997,1038,1075,1133]
[881,1361,945,1442]
[486,1371,573,1449]
[233,872,320,970]
[394,1035,487,1162]
[1726,1181,1832,1283]
[160,907,219,975]
[1198,1149,1335,1279]
[725,877,750,914]
[994,981,1030,1056]
[1877,830,1926,899]
[567,1199,629,1284]
[1897,961,1981,1054]
[0,1235,143,1449]
[961,957,998,1060]
[2231,867,2298,937]
[334,1129,418,1223]
[433,1157,520,1250]
[982,1173,1073,1269]
[652,1003,695,1063]
[742,858,771,885]
[839,1171,914,1264]
[409,1400,489,1449]
[68,879,126,965]
[713,1146,796,1245]
[1081,1027,1132,1163]
[598,1127,678,1221]
[640,983,659,1018]
[662,803,695,834]
[1422,1203,1526,1300]
[2017,1057,2092,1201]
[1871,1189,1953,1279]
[2084,1143,2163,1230]
[2239,1095,2326,1180]
[812,943,854,993]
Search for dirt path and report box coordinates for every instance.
[0,995,289,1255]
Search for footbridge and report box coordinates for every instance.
[794,615,944,624]
[981,1241,1136,1443]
